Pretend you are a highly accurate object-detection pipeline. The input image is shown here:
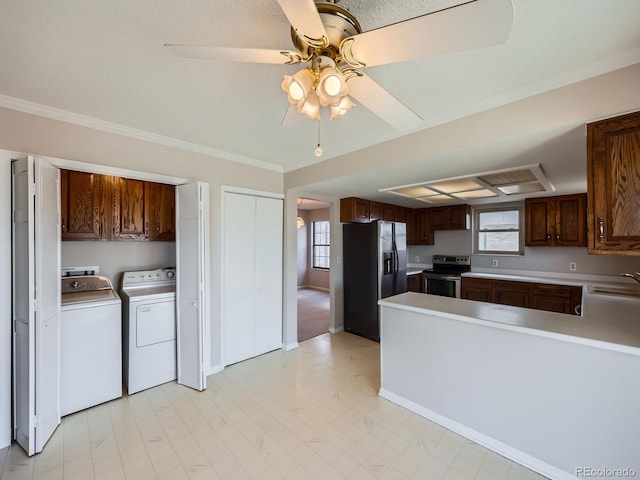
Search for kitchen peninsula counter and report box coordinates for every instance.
[380,292,640,355]
[378,292,640,479]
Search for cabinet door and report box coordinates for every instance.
[554,194,586,246]
[340,197,370,223]
[525,198,552,246]
[431,207,450,230]
[461,277,493,302]
[420,208,434,245]
[369,201,382,221]
[113,177,149,240]
[407,274,424,293]
[394,206,406,223]
[60,170,106,240]
[405,209,418,245]
[382,204,394,221]
[450,205,470,229]
[493,280,530,308]
[587,111,640,254]
[530,284,572,314]
[148,182,176,241]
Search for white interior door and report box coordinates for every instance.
[12,156,60,455]
[176,182,207,391]
[223,191,283,366]
[254,196,283,354]
[223,193,256,365]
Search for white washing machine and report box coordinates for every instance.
[121,267,177,394]
[60,267,122,416]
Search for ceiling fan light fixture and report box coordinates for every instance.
[281,68,314,105]
[317,66,347,106]
[296,90,321,120]
[330,95,355,119]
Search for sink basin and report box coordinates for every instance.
[582,283,640,321]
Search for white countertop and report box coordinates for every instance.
[379,292,640,356]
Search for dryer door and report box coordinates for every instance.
[136,302,176,347]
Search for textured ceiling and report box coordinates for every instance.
[0,0,639,175]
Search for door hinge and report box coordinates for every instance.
[31,415,38,427]
[33,300,38,312]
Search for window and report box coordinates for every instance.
[474,205,524,255]
[312,221,330,269]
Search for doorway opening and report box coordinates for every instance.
[296,197,331,342]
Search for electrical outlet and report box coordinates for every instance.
[414,255,420,262]
[569,262,577,271]
[492,259,499,267]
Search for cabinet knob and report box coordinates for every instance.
[546,234,551,242]
[556,235,560,240]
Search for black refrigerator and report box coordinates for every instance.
[343,221,407,341]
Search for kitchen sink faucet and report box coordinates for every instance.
[620,272,640,284]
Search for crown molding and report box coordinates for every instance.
[0,95,284,173]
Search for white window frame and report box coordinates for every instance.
[311,220,330,270]
[473,203,525,255]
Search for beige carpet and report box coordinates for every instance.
[297,287,330,342]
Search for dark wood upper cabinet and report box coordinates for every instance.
[406,208,434,245]
[368,201,382,222]
[148,182,176,241]
[525,194,586,247]
[61,169,175,242]
[431,205,470,230]
[113,177,149,240]
[587,110,640,254]
[61,170,111,240]
[340,197,370,223]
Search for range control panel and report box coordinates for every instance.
[61,275,113,293]
[121,268,176,287]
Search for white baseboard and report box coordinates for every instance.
[298,285,330,292]
[329,326,344,334]
[206,364,224,376]
[282,342,299,351]
[378,388,573,480]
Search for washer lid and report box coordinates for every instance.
[61,289,119,306]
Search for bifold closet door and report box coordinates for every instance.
[223,192,283,366]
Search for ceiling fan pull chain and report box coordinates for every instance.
[315,119,323,157]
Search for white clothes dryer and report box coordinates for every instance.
[120,268,177,395]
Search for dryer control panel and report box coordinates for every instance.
[121,268,176,287]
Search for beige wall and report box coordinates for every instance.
[296,209,309,286]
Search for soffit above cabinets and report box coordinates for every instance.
[380,164,552,204]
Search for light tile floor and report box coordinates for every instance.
[0,332,547,480]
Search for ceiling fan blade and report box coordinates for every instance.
[165,44,301,64]
[347,74,422,131]
[276,0,328,46]
[344,0,513,68]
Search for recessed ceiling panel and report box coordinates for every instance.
[427,179,483,193]
[497,182,545,194]
[416,194,456,204]
[452,189,499,199]
[479,170,537,186]
[391,186,439,197]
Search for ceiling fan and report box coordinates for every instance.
[165,0,513,131]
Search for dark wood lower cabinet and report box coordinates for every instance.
[493,280,530,308]
[461,277,582,315]
[461,277,492,302]
[407,274,424,293]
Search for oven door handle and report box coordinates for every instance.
[424,274,461,281]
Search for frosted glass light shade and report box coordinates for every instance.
[330,96,355,119]
[297,90,321,120]
[317,67,347,107]
[281,68,314,106]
